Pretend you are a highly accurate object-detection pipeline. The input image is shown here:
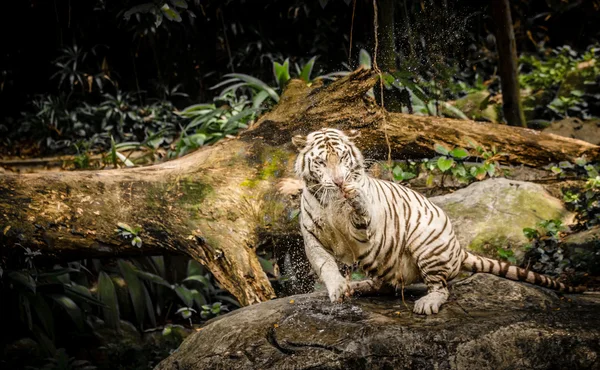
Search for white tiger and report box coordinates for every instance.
[292,128,584,315]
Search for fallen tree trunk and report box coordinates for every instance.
[1,68,599,306]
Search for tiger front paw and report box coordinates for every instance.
[413,291,448,315]
[327,277,354,303]
[341,181,359,200]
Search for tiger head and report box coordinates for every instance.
[292,128,364,191]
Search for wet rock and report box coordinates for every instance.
[430,178,574,263]
[542,118,600,145]
[154,274,600,370]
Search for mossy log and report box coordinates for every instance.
[1,68,599,306]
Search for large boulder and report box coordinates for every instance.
[155,274,600,370]
[542,118,600,146]
[431,178,574,262]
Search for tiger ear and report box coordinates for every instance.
[345,129,360,141]
[292,135,307,149]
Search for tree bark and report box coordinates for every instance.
[1,68,599,306]
[491,0,527,127]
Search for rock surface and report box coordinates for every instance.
[562,225,600,276]
[431,178,574,262]
[155,274,600,370]
[543,118,600,145]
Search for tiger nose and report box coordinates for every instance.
[333,176,344,187]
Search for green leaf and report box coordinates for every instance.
[161,4,182,22]
[437,157,454,172]
[484,162,496,176]
[134,269,172,288]
[8,271,36,294]
[449,147,469,159]
[116,152,135,167]
[51,295,84,331]
[190,289,207,311]
[98,271,120,330]
[117,222,136,235]
[426,173,434,187]
[33,329,56,357]
[20,293,33,331]
[183,275,210,286]
[470,165,488,180]
[358,49,372,69]
[223,73,279,103]
[523,227,539,239]
[123,3,156,21]
[37,268,80,279]
[223,108,257,129]
[118,260,146,328]
[151,256,166,279]
[28,293,54,339]
[434,144,450,156]
[574,157,588,166]
[110,136,117,168]
[214,295,241,308]
[439,101,469,120]
[252,90,271,109]
[299,56,317,82]
[169,0,188,9]
[257,256,275,275]
[187,260,204,277]
[179,103,216,115]
[211,302,222,315]
[176,307,196,319]
[451,164,467,178]
[65,283,106,307]
[174,285,194,307]
[558,161,574,169]
[273,59,291,87]
[142,283,156,328]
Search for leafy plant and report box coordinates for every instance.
[1,258,106,357]
[29,348,96,370]
[520,45,600,120]
[497,247,517,264]
[428,143,471,185]
[115,223,143,248]
[174,92,257,157]
[122,0,191,28]
[522,220,572,278]
[560,160,600,229]
[96,257,237,331]
[391,162,417,182]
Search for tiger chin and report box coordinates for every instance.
[290,128,585,315]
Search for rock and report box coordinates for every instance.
[562,225,600,276]
[154,274,600,370]
[542,118,600,146]
[430,178,574,262]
